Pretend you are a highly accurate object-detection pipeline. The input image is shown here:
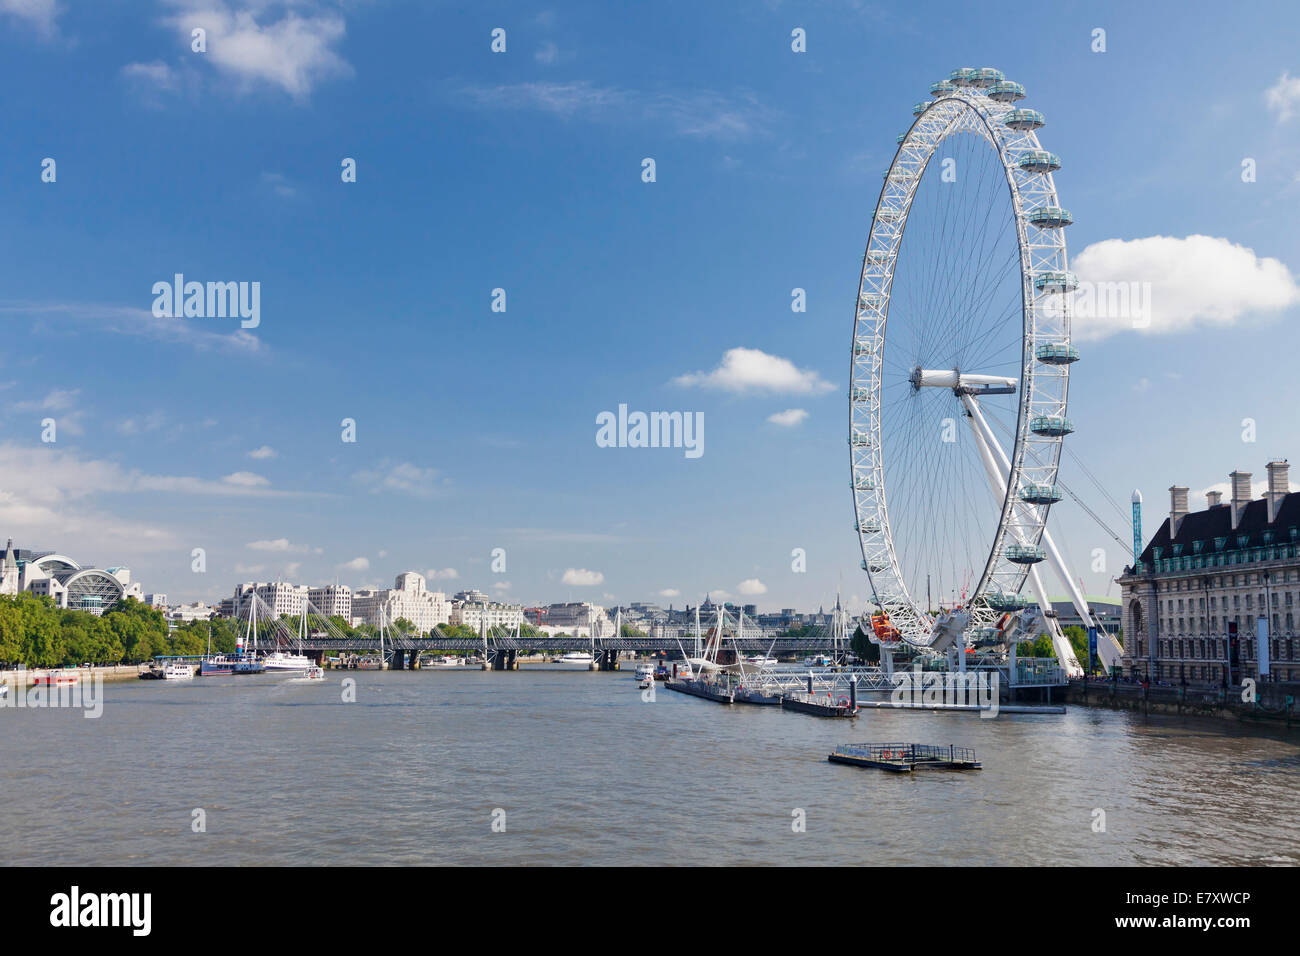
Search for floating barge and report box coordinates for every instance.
[664,679,734,704]
[734,686,782,706]
[781,691,858,718]
[828,742,981,772]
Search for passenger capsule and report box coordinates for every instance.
[948,67,978,87]
[853,340,875,356]
[849,431,871,447]
[929,80,957,97]
[853,475,875,490]
[1005,109,1045,130]
[855,520,881,534]
[1034,343,1080,365]
[1017,150,1061,173]
[1034,271,1078,293]
[1028,205,1073,228]
[986,593,1032,612]
[850,387,872,403]
[859,292,885,309]
[1029,415,1074,437]
[987,80,1026,103]
[972,67,1004,88]
[912,101,930,116]
[1005,544,1047,565]
[1019,484,1064,505]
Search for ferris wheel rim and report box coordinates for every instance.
[850,73,1074,648]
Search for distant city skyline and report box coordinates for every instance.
[3,2,1300,616]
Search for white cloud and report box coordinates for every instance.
[1266,71,1300,123]
[0,302,266,354]
[120,60,201,106]
[737,578,767,596]
[341,556,369,571]
[247,538,317,553]
[222,471,270,488]
[123,61,178,88]
[562,568,604,586]
[247,445,277,459]
[261,171,298,198]
[14,387,78,412]
[354,460,441,497]
[1071,235,1300,341]
[1199,477,1296,503]
[535,41,558,65]
[454,81,773,139]
[0,445,177,557]
[117,411,168,436]
[658,588,680,598]
[767,408,808,427]
[234,563,267,575]
[675,348,833,395]
[0,0,60,36]
[12,387,85,437]
[163,1,352,99]
[426,568,459,580]
[492,580,512,591]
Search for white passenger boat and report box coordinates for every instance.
[262,651,312,671]
[162,662,195,680]
[557,651,595,666]
[427,655,466,669]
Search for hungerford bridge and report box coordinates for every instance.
[240,591,853,671]
[232,591,1067,691]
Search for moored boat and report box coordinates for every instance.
[33,669,80,687]
[199,655,233,676]
[262,651,312,672]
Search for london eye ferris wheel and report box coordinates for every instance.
[850,67,1081,664]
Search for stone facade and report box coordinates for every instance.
[1118,460,1300,684]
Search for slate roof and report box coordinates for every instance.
[1139,493,1300,564]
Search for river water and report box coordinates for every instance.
[2,667,1296,866]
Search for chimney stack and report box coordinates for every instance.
[1266,459,1289,523]
[1230,470,1252,530]
[1169,485,1189,536]
[1206,490,1222,508]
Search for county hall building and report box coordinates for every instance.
[1118,459,1300,684]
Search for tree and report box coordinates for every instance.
[103,597,169,662]
[850,624,880,663]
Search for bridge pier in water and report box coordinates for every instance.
[598,650,620,672]
[490,649,518,671]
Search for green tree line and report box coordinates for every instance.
[0,594,246,668]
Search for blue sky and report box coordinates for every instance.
[2,0,1299,613]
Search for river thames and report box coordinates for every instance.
[2,668,1297,866]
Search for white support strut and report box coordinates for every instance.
[961,392,1083,677]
